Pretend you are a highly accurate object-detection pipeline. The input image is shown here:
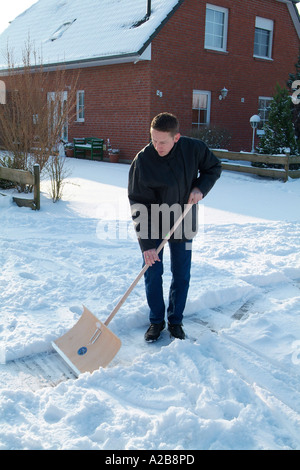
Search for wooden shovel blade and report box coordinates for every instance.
[52,306,121,377]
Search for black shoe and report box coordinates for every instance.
[144,321,165,342]
[168,323,185,340]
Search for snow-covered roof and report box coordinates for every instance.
[0,0,183,70]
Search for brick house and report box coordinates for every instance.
[0,0,299,160]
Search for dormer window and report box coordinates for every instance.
[49,19,76,42]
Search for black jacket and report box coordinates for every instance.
[128,136,222,251]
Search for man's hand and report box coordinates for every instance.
[143,189,202,266]
[144,249,160,266]
[188,187,203,205]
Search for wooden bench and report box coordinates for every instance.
[0,164,40,210]
[73,137,104,160]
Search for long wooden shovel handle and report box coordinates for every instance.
[104,204,193,326]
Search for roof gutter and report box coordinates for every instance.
[42,50,150,72]
[0,45,152,75]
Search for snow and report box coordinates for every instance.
[1,157,300,450]
[0,0,179,68]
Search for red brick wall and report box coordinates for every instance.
[66,0,299,157]
[68,62,152,160]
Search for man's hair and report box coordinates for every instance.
[150,112,179,136]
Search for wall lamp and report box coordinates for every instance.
[219,87,228,100]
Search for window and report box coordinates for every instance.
[48,91,68,142]
[0,80,6,104]
[254,17,274,59]
[205,4,228,52]
[192,90,211,128]
[257,97,272,135]
[49,19,76,42]
[76,90,85,122]
[258,97,272,126]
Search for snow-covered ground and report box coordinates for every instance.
[0,157,300,450]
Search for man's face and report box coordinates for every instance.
[151,129,180,157]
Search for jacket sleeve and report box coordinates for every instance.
[193,143,222,198]
[128,158,157,252]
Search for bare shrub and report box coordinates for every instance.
[188,125,231,149]
[0,41,79,197]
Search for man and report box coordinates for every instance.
[128,113,221,342]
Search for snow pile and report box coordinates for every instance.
[0,158,300,450]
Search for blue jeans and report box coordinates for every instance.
[143,241,192,325]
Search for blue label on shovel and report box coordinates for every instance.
[77,346,87,356]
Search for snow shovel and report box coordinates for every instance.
[52,204,193,376]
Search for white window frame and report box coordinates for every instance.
[258,97,272,124]
[205,3,228,52]
[254,17,274,60]
[47,91,68,142]
[192,90,211,127]
[76,90,85,122]
[0,80,6,104]
[257,96,273,135]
